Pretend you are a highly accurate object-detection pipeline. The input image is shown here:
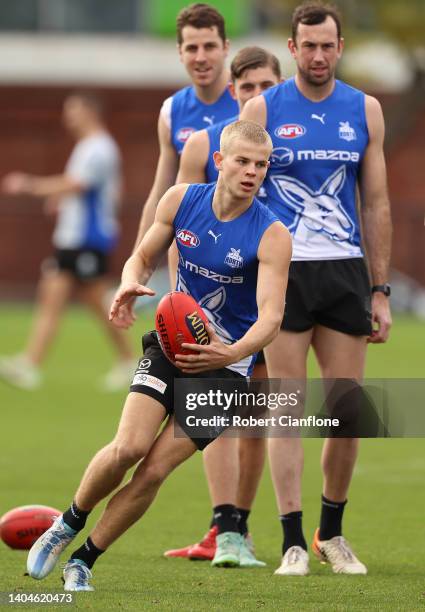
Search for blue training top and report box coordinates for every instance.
[205,115,236,183]
[174,183,278,376]
[170,86,238,155]
[262,77,369,260]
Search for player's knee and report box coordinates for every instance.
[110,441,147,469]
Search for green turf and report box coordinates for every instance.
[0,305,424,610]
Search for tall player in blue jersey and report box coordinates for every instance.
[241,1,392,576]
[134,3,238,247]
[26,121,291,590]
[163,47,281,562]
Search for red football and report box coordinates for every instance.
[0,505,61,550]
[155,291,210,365]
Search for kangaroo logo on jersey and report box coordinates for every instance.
[274,124,306,139]
[199,287,234,342]
[175,276,235,344]
[176,127,195,143]
[339,121,357,142]
[271,147,294,167]
[224,248,244,269]
[271,165,355,243]
[176,229,200,248]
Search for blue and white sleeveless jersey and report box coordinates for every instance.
[161,86,238,155]
[174,183,278,376]
[263,78,369,260]
[52,132,121,253]
[205,115,236,183]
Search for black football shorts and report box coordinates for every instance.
[130,331,245,450]
[282,258,372,336]
[44,249,108,280]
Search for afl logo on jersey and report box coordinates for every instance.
[176,229,200,248]
[176,127,195,143]
[275,124,306,139]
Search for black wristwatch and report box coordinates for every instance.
[371,284,391,297]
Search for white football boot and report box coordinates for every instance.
[99,359,135,391]
[63,560,94,591]
[27,516,77,579]
[0,354,41,390]
[274,546,310,576]
[312,528,367,574]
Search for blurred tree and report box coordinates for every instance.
[255,0,425,50]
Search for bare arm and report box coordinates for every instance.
[359,95,392,343]
[133,113,179,250]
[230,222,291,359]
[239,94,267,127]
[110,183,188,327]
[176,221,292,372]
[2,173,83,198]
[176,130,209,184]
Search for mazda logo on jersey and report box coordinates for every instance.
[176,229,200,248]
[271,147,294,167]
[176,127,195,143]
[274,124,306,139]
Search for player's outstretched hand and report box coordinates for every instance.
[109,282,155,329]
[368,293,392,343]
[2,172,32,195]
[176,324,236,373]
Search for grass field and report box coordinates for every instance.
[0,305,424,611]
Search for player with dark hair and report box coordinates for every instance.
[178,46,281,185]
[176,2,227,45]
[163,46,282,562]
[26,120,291,590]
[241,0,392,576]
[133,3,238,247]
[0,92,134,391]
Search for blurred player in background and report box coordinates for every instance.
[133,2,238,246]
[164,46,282,562]
[0,92,134,391]
[241,1,392,576]
[26,121,291,590]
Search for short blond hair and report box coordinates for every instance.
[220,120,272,155]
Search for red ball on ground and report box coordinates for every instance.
[0,505,61,550]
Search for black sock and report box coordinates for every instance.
[209,511,217,529]
[70,536,105,570]
[236,508,250,536]
[280,511,307,554]
[213,504,239,534]
[319,495,347,540]
[62,501,91,532]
